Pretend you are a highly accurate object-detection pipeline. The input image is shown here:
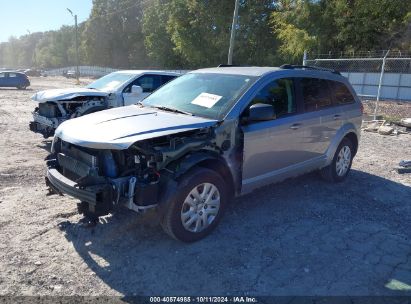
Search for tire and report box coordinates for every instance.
[17,85,26,90]
[160,167,228,242]
[320,137,354,182]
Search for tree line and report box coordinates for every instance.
[0,0,410,70]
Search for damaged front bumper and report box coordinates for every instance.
[29,112,60,138]
[46,160,159,217]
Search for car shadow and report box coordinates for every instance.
[59,169,411,296]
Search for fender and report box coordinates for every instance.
[160,151,235,205]
[72,99,107,118]
[156,152,220,213]
[170,151,221,179]
[324,122,359,167]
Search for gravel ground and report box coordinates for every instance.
[0,77,410,297]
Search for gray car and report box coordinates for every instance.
[46,65,362,242]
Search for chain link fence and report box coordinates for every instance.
[304,51,411,120]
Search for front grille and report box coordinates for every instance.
[38,103,57,118]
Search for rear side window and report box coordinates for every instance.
[331,81,355,105]
[300,78,332,112]
[9,73,17,77]
[0,73,4,78]
[249,78,296,118]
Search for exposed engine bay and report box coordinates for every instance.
[30,96,106,138]
[46,126,231,218]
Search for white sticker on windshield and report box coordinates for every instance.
[191,92,222,108]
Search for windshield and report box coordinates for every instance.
[142,73,256,119]
[86,72,136,91]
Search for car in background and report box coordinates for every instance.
[45,65,362,242]
[24,69,43,77]
[0,71,30,89]
[63,70,77,79]
[30,70,181,138]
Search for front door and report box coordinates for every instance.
[241,78,313,191]
[123,74,164,106]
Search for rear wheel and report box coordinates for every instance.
[320,138,353,182]
[160,167,227,242]
[17,85,27,90]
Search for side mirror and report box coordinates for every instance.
[248,103,274,122]
[131,85,143,95]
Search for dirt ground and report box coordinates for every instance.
[0,77,410,297]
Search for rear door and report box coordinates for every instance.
[8,73,19,87]
[0,72,6,87]
[299,77,342,156]
[329,80,358,122]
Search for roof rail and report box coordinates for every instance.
[280,64,341,75]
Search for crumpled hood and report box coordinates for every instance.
[54,105,218,150]
[31,88,108,103]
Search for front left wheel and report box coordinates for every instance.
[160,167,228,242]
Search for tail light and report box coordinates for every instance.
[360,102,364,114]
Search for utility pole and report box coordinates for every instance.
[67,8,80,85]
[227,0,240,65]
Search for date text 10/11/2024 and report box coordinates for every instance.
[149,297,258,303]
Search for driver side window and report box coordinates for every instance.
[244,78,296,119]
[124,75,162,93]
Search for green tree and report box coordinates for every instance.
[272,0,411,60]
[82,0,149,68]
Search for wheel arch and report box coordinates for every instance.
[168,151,235,198]
[325,123,360,166]
[344,132,358,156]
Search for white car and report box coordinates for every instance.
[29,70,180,138]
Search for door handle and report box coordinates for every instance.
[290,123,301,130]
[333,114,341,120]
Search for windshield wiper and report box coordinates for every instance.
[151,105,194,116]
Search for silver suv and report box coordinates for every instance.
[46,65,362,242]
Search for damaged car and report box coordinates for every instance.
[45,65,362,242]
[30,70,180,138]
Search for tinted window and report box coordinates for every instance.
[135,75,162,93]
[0,73,4,78]
[331,81,355,104]
[161,75,177,84]
[249,78,296,118]
[9,73,17,77]
[301,78,332,112]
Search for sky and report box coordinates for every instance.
[0,0,93,42]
